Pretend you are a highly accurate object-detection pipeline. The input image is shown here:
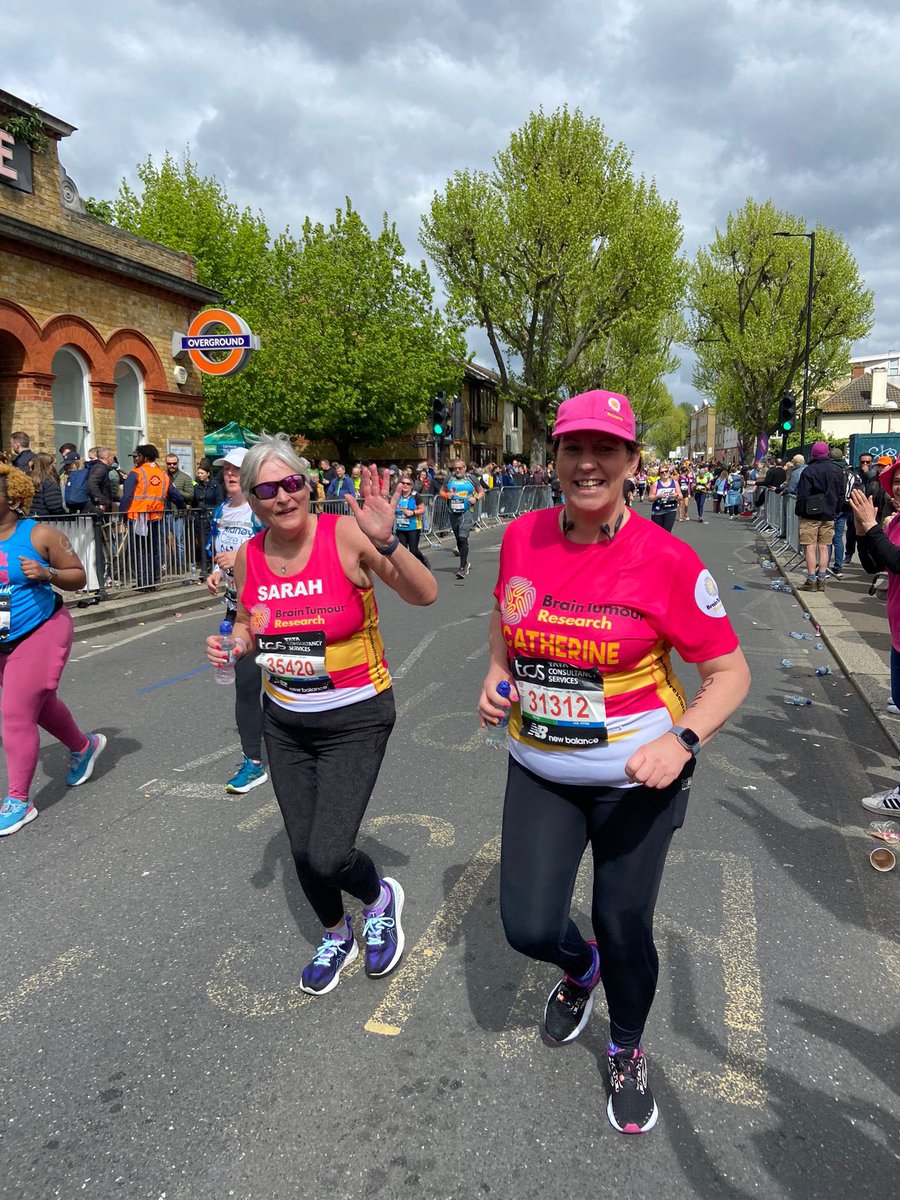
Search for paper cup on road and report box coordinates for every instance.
[869,846,896,872]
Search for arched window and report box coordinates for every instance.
[51,346,91,457]
[113,357,145,461]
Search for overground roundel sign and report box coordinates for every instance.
[173,309,260,377]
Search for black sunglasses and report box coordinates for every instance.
[250,473,309,500]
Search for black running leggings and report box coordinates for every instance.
[500,757,692,1050]
[234,652,264,761]
[397,528,428,565]
[263,689,396,928]
[651,509,678,533]
[450,512,472,571]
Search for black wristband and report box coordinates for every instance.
[376,535,401,557]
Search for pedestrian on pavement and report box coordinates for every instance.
[0,464,107,836]
[854,465,900,729]
[648,462,681,531]
[27,453,66,517]
[795,441,845,592]
[440,459,485,580]
[10,432,35,474]
[119,445,185,591]
[207,447,269,794]
[851,466,900,808]
[206,433,437,994]
[479,390,750,1135]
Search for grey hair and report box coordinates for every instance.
[240,432,310,495]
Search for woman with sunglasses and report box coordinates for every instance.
[648,462,682,532]
[393,476,429,567]
[207,448,268,795]
[206,433,436,994]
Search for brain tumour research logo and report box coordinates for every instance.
[250,604,271,634]
[502,576,536,625]
[694,569,726,618]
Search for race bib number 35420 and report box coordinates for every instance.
[255,631,333,694]
[512,657,607,746]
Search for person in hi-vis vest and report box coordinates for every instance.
[119,444,185,590]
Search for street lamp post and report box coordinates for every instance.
[774,229,815,449]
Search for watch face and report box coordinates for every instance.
[675,726,700,749]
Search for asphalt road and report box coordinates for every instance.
[1,510,898,1200]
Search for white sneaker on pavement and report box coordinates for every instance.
[861,786,900,813]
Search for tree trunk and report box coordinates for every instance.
[527,399,550,469]
[333,436,354,465]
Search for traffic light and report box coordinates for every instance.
[432,392,448,437]
[778,388,797,433]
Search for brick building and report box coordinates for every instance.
[0,90,217,466]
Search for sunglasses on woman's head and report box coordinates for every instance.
[250,473,308,500]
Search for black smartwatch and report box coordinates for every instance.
[669,725,701,756]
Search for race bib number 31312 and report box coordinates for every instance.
[512,657,607,746]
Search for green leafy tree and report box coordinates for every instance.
[211,201,465,461]
[646,401,688,459]
[687,198,874,444]
[91,158,462,450]
[421,106,685,466]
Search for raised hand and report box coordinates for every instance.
[344,466,400,547]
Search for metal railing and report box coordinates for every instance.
[33,486,556,598]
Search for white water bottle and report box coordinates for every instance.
[215,620,236,685]
[484,680,512,749]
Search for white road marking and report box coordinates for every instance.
[70,608,212,661]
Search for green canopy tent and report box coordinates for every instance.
[203,422,260,460]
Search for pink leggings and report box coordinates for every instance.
[0,607,88,801]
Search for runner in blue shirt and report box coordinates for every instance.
[440,460,485,579]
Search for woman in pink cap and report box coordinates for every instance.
[479,389,750,1135]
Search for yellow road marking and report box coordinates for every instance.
[0,947,95,1022]
[663,850,766,1108]
[365,813,455,847]
[205,940,362,1017]
[237,801,279,832]
[364,836,500,1035]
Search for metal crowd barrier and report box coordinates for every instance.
[33,485,556,599]
[34,509,216,599]
[754,490,804,568]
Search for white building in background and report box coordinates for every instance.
[816,367,900,441]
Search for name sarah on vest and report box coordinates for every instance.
[256,579,324,602]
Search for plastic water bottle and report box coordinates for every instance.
[760,560,776,570]
[789,631,814,641]
[781,659,794,668]
[215,620,236,685]
[784,695,812,706]
[814,665,832,676]
[484,681,512,749]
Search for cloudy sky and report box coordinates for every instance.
[7,0,899,403]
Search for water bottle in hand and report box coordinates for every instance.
[485,680,512,749]
[215,620,236,685]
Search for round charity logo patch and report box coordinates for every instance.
[694,569,726,618]
[250,604,271,634]
[502,576,536,625]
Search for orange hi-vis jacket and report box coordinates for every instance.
[127,463,168,520]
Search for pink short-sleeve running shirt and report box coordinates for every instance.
[493,507,739,786]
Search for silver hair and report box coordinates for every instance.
[240,432,310,495]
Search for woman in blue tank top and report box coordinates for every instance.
[0,465,107,837]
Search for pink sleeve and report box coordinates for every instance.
[662,552,740,663]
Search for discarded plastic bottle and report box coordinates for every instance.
[781,659,794,668]
[803,613,812,621]
[760,560,776,570]
[484,680,512,749]
[214,620,236,685]
[789,631,814,641]
[771,579,792,593]
[814,665,832,676]
[784,695,812,706]
[733,585,746,590]
[815,642,825,650]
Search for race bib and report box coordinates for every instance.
[0,590,10,640]
[255,631,333,694]
[396,511,411,529]
[450,498,466,512]
[512,657,607,746]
